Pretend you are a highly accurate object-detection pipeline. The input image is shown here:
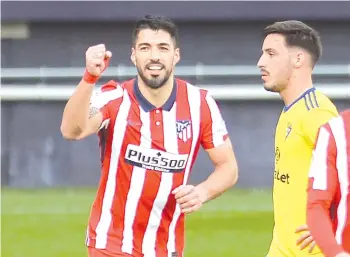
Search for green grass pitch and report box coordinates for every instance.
[2,188,274,257]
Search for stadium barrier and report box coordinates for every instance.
[1,64,349,101]
[1,64,349,79]
[1,84,349,101]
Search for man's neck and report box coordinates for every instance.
[137,76,174,108]
[280,73,314,107]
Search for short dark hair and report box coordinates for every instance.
[263,20,322,66]
[132,15,179,47]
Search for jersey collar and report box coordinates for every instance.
[283,87,316,112]
[133,77,177,112]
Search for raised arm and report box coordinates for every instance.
[60,44,112,140]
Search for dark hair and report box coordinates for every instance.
[132,15,179,47]
[263,20,322,66]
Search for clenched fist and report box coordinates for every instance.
[85,44,112,78]
[172,185,207,214]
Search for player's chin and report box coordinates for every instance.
[263,83,278,93]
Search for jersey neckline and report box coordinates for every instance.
[283,87,316,112]
[133,77,178,112]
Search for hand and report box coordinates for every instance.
[85,44,112,77]
[172,185,206,214]
[335,252,350,257]
[295,224,316,253]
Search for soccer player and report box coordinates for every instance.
[60,15,238,257]
[257,20,339,257]
[307,110,350,257]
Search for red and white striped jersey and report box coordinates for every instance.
[86,78,229,257]
[307,110,350,257]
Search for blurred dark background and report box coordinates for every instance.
[1,1,349,188]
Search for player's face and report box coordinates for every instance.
[131,29,180,89]
[257,34,293,93]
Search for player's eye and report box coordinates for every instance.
[159,46,169,51]
[140,46,149,51]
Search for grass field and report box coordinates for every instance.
[2,188,274,257]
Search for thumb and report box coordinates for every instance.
[102,51,112,71]
[172,185,185,195]
[295,224,308,233]
[105,51,112,59]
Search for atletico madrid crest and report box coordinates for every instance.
[176,120,192,142]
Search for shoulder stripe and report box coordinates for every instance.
[311,90,319,107]
[303,90,320,111]
[303,96,310,111]
[307,93,315,109]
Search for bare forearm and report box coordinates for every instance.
[196,163,238,203]
[61,79,94,138]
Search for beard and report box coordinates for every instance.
[137,64,172,89]
[263,72,291,93]
[264,83,281,93]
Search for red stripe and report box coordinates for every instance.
[132,109,164,254]
[101,81,119,92]
[174,82,202,252]
[154,80,191,255]
[341,110,350,251]
[176,80,193,156]
[199,90,215,149]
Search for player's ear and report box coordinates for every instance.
[173,48,180,66]
[130,47,136,66]
[294,51,305,69]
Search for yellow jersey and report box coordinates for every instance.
[268,88,338,257]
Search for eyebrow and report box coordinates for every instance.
[137,42,171,47]
[262,48,276,53]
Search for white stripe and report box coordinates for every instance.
[167,84,201,256]
[329,116,349,244]
[182,128,187,142]
[90,86,123,108]
[187,125,192,141]
[95,90,131,249]
[85,226,90,246]
[142,104,178,257]
[205,92,227,147]
[308,127,330,190]
[121,107,151,254]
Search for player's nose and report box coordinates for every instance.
[150,49,161,61]
[257,56,265,69]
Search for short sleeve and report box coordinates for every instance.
[200,91,229,149]
[301,108,337,147]
[90,81,123,130]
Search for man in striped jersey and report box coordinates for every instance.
[61,15,238,257]
[307,110,350,257]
